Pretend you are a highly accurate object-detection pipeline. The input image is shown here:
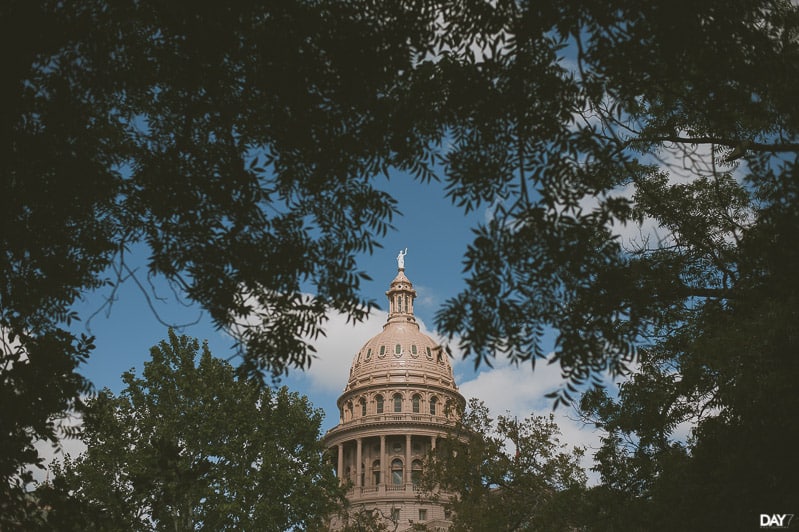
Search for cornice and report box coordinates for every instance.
[322,414,458,444]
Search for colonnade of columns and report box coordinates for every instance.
[333,433,439,490]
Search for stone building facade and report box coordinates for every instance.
[323,259,465,531]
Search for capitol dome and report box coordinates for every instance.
[345,268,457,393]
[323,255,464,530]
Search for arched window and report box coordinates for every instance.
[376,395,384,414]
[394,343,402,356]
[412,459,423,485]
[429,396,438,416]
[391,459,403,485]
[346,401,353,421]
[412,394,421,413]
[372,460,381,485]
[359,397,366,417]
[393,393,403,413]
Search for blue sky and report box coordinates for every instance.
[58,170,603,480]
[71,172,481,398]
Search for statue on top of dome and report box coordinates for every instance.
[397,248,408,270]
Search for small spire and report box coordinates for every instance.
[386,255,417,322]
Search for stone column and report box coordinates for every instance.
[431,435,437,450]
[356,438,362,488]
[337,442,344,484]
[380,435,386,486]
[405,434,412,485]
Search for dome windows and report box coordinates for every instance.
[376,395,384,414]
[412,459,423,485]
[430,396,438,416]
[394,344,402,357]
[372,460,381,485]
[391,459,403,485]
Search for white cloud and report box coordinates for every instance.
[458,359,605,485]
[459,361,562,413]
[411,283,438,312]
[299,309,387,394]
[30,412,87,484]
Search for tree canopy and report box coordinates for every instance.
[2,0,443,511]
[418,399,587,531]
[3,0,798,526]
[36,330,341,531]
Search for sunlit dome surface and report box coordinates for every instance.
[345,268,456,390]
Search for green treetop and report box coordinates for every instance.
[39,330,342,531]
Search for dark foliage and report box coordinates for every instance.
[418,399,587,531]
[2,0,444,514]
[36,331,342,531]
[3,1,798,527]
